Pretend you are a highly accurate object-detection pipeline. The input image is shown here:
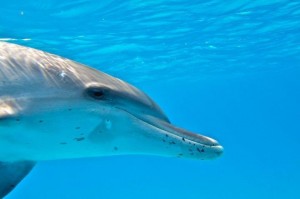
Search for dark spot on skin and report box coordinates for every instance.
[15,118,20,122]
[60,142,67,145]
[39,120,43,123]
[190,153,194,156]
[114,147,118,151]
[178,153,183,156]
[75,127,81,130]
[169,141,176,145]
[162,139,166,142]
[188,149,193,152]
[182,137,185,142]
[10,184,15,188]
[68,108,72,111]
[197,148,205,153]
[165,134,169,137]
[74,137,85,141]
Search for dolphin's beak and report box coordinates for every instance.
[115,100,223,159]
[145,116,223,159]
[122,109,224,159]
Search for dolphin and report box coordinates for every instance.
[0,41,223,198]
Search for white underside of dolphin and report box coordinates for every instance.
[0,41,223,198]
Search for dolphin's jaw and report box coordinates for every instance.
[114,108,223,160]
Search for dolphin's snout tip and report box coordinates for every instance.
[214,144,224,156]
[203,137,223,158]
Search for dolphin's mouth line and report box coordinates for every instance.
[116,107,222,149]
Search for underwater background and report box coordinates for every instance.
[1,0,300,198]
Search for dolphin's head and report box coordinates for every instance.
[72,66,223,160]
[0,41,223,161]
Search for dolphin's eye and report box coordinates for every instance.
[92,90,104,98]
[85,86,106,100]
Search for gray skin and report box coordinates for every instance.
[0,41,223,197]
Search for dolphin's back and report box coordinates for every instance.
[0,41,92,91]
[0,42,153,106]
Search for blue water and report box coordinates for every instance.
[1,0,300,198]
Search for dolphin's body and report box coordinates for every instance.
[0,41,223,197]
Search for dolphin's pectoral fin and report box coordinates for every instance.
[0,161,35,198]
[0,98,23,119]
